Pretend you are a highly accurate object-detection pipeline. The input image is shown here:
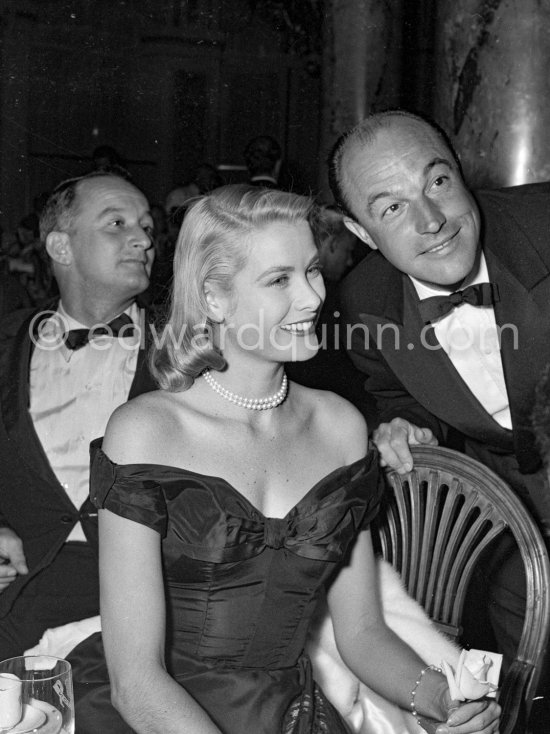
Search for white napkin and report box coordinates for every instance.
[24,616,101,660]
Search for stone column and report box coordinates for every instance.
[318,0,403,199]
[433,0,550,187]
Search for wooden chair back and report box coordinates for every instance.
[374,445,550,734]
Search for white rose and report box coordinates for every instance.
[442,649,501,701]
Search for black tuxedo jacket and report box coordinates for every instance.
[0,304,157,616]
[339,184,550,476]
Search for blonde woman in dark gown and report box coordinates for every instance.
[89,185,500,734]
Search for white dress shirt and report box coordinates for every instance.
[29,301,142,541]
[410,255,511,429]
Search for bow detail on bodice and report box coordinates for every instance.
[90,444,383,565]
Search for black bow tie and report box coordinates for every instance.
[418,283,500,324]
[64,313,135,351]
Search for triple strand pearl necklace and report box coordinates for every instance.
[202,368,288,410]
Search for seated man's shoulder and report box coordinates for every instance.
[476,181,550,212]
[476,182,550,261]
[339,249,397,313]
[340,250,375,290]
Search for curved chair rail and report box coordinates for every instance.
[374,445,550,734]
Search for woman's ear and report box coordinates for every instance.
[45,231,72,265]
[204,281,226,324]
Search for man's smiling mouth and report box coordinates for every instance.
[422,229,460,255]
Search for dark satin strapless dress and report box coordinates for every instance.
[81,444,382,734]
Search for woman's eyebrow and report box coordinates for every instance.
[255,265,294,281]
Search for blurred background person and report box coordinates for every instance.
[6,213,57,306]
[193,162,224,194]
[0,229,31,318]
[91,145,125,173]
[243,134,282,189]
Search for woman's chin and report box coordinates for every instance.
[286,341,322,363]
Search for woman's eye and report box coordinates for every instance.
[308,264,322,276]
[269,275,289,287]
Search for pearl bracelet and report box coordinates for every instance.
[410,664,442,722]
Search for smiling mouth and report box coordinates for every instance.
[422,229,460,255]
[280,320,315,334]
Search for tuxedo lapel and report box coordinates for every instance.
[480,185,550,385]
[0,307,156,493]
[359,277,512,447]
[485,228,550,393]
[128,309,157,399]
[487,249,550,468]
[129,349,157,399]
[0,310,67,492]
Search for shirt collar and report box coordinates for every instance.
[37,301,141,363]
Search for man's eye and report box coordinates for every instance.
[433,175,449,188]
[111,219,124,227]
[383,203,400,217]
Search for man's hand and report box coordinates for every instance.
[0,527,28,592]
[373,418,438,474]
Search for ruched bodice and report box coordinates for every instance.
[90,443,383,733]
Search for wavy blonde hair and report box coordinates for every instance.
[150,184,317,391]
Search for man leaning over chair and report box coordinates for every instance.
[330,109,550,727]
[0,170,157,659]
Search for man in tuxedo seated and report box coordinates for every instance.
[329,110,550,726]
[243,134,282,189]
[0,171,157,658]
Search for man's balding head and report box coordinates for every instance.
[328,111,480,289]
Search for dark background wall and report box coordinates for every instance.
[0,0,330,231]
[3,1,548,235]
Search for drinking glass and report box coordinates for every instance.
[0,656,73,734]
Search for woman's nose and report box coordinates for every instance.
[295,277,325,310]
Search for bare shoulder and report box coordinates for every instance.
[103,389,186,465]
[290,382,368,461]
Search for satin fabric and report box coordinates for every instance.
[81,445,382,734]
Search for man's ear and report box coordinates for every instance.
[204,281,227,323]
[343,218,378,250]
[45,232,72,265]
